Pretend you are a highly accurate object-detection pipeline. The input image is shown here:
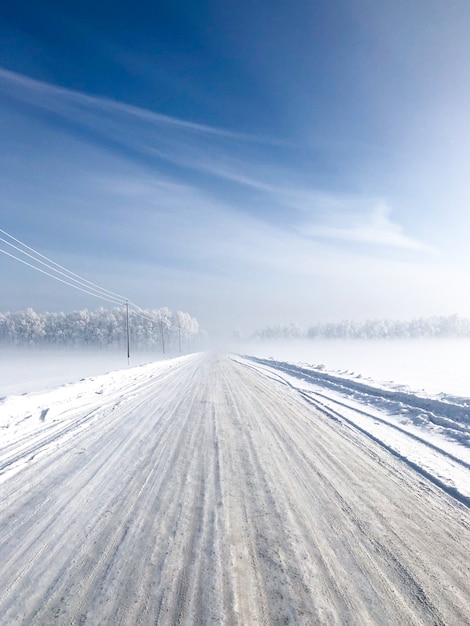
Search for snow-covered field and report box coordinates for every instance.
[0,348,173,396]
[237,337,470,398]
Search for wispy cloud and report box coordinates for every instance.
[0,67,259,141]
[300,201,435,253]
[0,66,434,258]
[0,67,292,195]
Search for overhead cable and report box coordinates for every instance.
[0,235,127,304]
[0,227,171,321]
[0,228,126,302]
[0,246,125,305]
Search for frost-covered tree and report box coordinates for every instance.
[0,307,200,351]
[248,315,470,341]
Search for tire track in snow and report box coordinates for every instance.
[237,356,470,505]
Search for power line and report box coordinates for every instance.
[0,228,125,301]
[129,302,164,323]
[0,247,125,305]
[0,236,127,304]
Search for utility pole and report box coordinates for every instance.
[126,300,130,365]
[160,321,166,354]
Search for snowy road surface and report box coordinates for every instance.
[1,354,469,625]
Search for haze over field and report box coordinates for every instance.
[2,2,470,336]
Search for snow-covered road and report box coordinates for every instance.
[1,354,469,624]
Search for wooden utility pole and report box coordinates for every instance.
[126,300,130,365]
[160,321,166,354]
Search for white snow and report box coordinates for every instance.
[2,340,469,506]
[0,353,193,450]
[1,351,469,623]
[0,348,172,396]
[237,337,470,397]
[232,338,470,505]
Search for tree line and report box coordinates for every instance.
[242,314,470,341]
[0,307,200,351]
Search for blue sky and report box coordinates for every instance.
[1,1,470,336]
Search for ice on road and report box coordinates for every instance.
[1,354,469,625]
